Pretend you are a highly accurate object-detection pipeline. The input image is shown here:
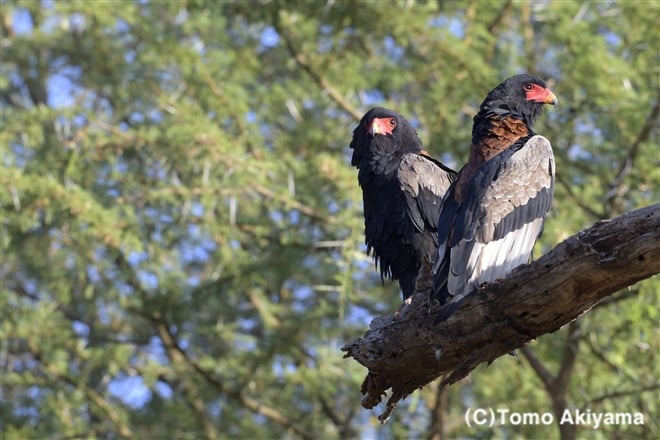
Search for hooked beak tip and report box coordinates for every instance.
[545,90,558,106]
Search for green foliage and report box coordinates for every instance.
[1,1,657,438]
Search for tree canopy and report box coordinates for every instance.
[2,1,658,439]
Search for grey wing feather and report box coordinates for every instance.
[448,135,555,299]
[398,154,456,232]
[477,136,555,242]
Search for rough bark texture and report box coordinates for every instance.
[341,204,660,422]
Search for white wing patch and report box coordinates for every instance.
[448,217,544,300]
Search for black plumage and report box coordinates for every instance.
[350,107,456,302]
[432,75,557,319]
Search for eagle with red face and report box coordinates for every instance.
[432,74,558,321]
[350,108,456,304]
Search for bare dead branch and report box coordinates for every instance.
[342,204,660,422]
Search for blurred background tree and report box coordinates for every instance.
[1,1,658,439]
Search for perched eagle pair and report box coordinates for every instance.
[350,74,558,319]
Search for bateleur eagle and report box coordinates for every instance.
[350,107,456,303]
[432,74,558,321]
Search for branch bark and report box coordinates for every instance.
[341,204,660,422]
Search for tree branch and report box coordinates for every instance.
[521,2,537,73]
[555,320,580,397]
[556,173,604,219]
[612,93,660,184]
[605,93,660,215]
[487,0,513,34]
[153,317,314,440]
[426,383,450,440]
[29,345,134,439]
[584,333,638,383]
[155,321,219,440]
[588,382,660,406]
[520,346,554,391]
[342,204,660,422]
[272,21,363,121]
